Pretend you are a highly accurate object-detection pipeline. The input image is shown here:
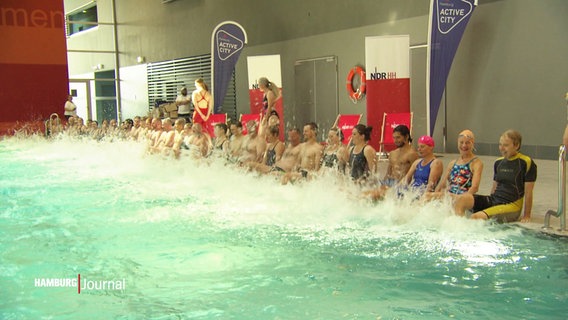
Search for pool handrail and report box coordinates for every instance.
[543,144,566,231]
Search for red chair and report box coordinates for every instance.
[239,113,261,135]
[379,112,413,155]
[205,113,227,137]
[333,114,362,145]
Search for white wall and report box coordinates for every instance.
[120,64,149,120]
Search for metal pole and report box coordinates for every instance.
[111,0,122,123]
[543,144,566,231]
[443,83,447,153]
[561,144,566,231]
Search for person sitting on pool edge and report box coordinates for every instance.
[453,129,537,223]
[227,121,246,162]
[346,124,377,183]
[281,122,324,184]
[423,129,483,201]
[401,135,443,193]
[364,135,442,201]
[382,124,419,186]
[321,126,347,172]
[246,124,284,172]
[240,120,266,164]
[249,127,302,176]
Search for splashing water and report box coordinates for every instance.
[0,135,567,319]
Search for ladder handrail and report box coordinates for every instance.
[543,144,566,231]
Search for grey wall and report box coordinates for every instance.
[65,0,568,159]
[233,14,430,136]
[443,0,568,159]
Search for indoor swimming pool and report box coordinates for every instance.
[1,136,567,319]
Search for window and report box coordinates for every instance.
[66,4,97,36]
[147,54,238,122]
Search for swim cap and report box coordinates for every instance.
[418,135,435,147]
[458,129,475,141]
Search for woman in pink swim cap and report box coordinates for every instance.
[402,135,443,193]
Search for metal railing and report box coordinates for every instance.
[543,144,567,231]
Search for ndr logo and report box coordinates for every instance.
[370,69,397,80]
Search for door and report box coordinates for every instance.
[293,56,338,140]
[69,80,91,120]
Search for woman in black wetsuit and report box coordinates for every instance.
[347,124,377,181]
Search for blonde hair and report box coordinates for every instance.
[458,129,475,142]
[258,77,279,97]
[195,78,209,91]
[501,129,522,150]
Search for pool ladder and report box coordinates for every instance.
[543,144,567,232]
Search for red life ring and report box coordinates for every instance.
[346,66,366,102]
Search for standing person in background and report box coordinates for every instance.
[258,77,281,117]
[191,79,213,129]
[63,95,77,121]
[175,87,192,121]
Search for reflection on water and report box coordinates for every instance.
[0,136,567,319]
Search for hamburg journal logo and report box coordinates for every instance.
[34,274,126,294]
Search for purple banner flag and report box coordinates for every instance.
[211,21,247,113]
[427,0,476,135]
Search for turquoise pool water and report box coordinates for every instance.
[1,136,567,319]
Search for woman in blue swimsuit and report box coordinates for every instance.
[403,135,443,194]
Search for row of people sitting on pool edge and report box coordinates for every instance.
[50,112,537,224]
[147,111,293,162]
[143,113,536,225]
[46,114,141,140]
[243,121,534,224]
[361,127,536,224]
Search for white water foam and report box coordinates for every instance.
[1,135,525,266]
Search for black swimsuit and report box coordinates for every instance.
[265,141,279,167]
[349,145,368,180]
[322,152,339,168]
[262,95,279,117]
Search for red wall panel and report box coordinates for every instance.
[0,0,69,135]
